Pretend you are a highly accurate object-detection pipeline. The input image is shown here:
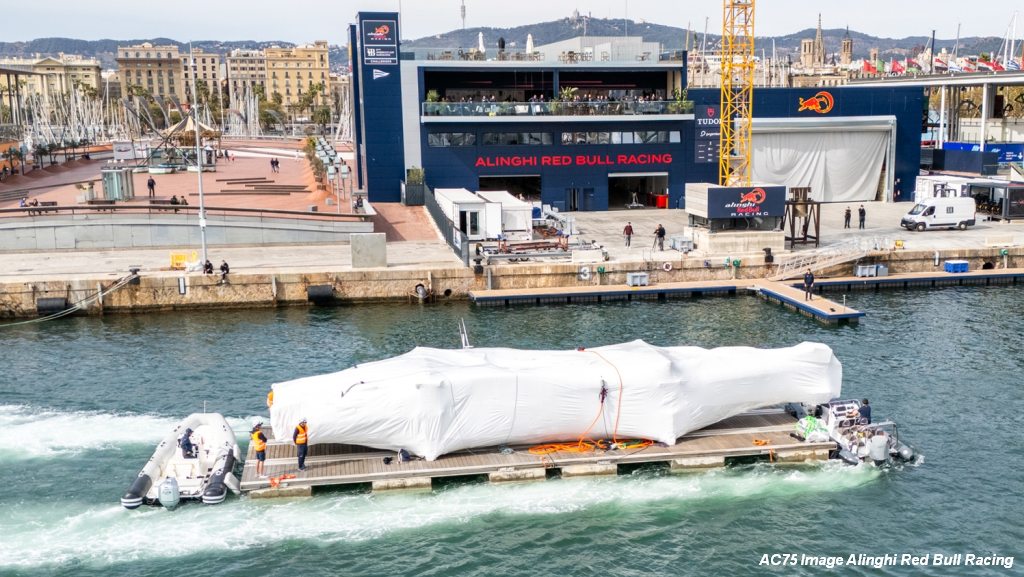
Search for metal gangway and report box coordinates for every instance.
[770,236,892,281]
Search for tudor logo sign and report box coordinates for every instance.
[797,90,834,114]
[372,69,390,80]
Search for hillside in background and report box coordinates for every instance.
[402,15,1003,61]
[0,15,1006,70]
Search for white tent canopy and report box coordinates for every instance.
[750,116,896,203]
[269,340,842,460]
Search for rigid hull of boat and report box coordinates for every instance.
[121,413,241,509]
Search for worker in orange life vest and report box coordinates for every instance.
[266,390,274,408]
[293,418,308,471]
[251,422,268,478]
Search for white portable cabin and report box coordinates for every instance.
[914,175,972,203]
[474,190,533,240]
[434,188,501,240]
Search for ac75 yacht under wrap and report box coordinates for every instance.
[268,340,842,460]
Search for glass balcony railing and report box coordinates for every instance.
[421,100,695,117]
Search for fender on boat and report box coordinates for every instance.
[121,473,153,509]
[202,451,235,505]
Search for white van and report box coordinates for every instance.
[900,196,976,231]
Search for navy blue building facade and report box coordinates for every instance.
[352,13,405,199]
[350,12,922,208]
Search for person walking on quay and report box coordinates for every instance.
[251,422,268,478]
[844,206,851,229]
[293,418,309,471]
[623,221,634,247]
[147,176,156,197]
[654,223,666,251]
[858,205,866,229]
[803,269,815,301]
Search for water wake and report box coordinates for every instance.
[0,405,262,460]
[0,462,879,569]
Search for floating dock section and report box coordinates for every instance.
[240,410,834,496]
[469,278,862,325]
[469,268,1024,325]
[754,280,865,325]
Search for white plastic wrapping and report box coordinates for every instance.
[269,340,842,460]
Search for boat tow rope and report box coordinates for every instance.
[0,272,139,328]
[528,349,653,456]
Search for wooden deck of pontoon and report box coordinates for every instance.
[240,409,835,496]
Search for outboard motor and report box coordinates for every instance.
[121,473,153,509]
[202,451,235,505]
[158,477,181,510]
[893,442,915,462]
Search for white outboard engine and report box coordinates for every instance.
[158,477,181,510]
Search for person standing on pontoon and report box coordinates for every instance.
[293,418,308,471]
[251,422,268,478]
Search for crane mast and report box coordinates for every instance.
[719,0,756,186]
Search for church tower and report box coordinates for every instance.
[813,14,825,66]
[841,27,853,66]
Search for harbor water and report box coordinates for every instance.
[1,287,1021,576]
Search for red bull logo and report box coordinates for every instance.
[797,91,834,114]
[368,24,391,39]
[738,187,766,204]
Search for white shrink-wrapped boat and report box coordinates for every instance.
[269,340,842,460]
[121,413,241,509]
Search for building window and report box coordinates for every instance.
[428,132,477,147]
[483,132,552,146]
[561,132,612,145]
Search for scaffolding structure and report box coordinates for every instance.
[719,0,756,186]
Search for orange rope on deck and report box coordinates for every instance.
[527,348,653,456]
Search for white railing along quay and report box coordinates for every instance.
[770,236,894,281]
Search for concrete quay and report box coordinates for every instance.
[2,190,1024,318]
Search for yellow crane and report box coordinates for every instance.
[719,0,756,186]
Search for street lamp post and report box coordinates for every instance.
[189,44,209,266]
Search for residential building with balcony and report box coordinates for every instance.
[264,41,330,110]
[225,49,267,104]
[115,43,184,99]
[180,47,223,105]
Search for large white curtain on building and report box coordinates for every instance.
[750,117,895,203]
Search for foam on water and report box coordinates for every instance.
[0,462,880,570]
[0,405,263,461]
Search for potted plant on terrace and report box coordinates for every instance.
[403,166,426,206]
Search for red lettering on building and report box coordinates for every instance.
[477,152,673,169]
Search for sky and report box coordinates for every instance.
[18,0,1024,44]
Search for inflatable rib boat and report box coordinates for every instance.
[121,413,241,509]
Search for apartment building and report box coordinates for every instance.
[225,49,266,104]
[115,43,184,99]
[264,41,330,110]
[181,47,223,104]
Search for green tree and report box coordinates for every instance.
[312,105,332,134]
